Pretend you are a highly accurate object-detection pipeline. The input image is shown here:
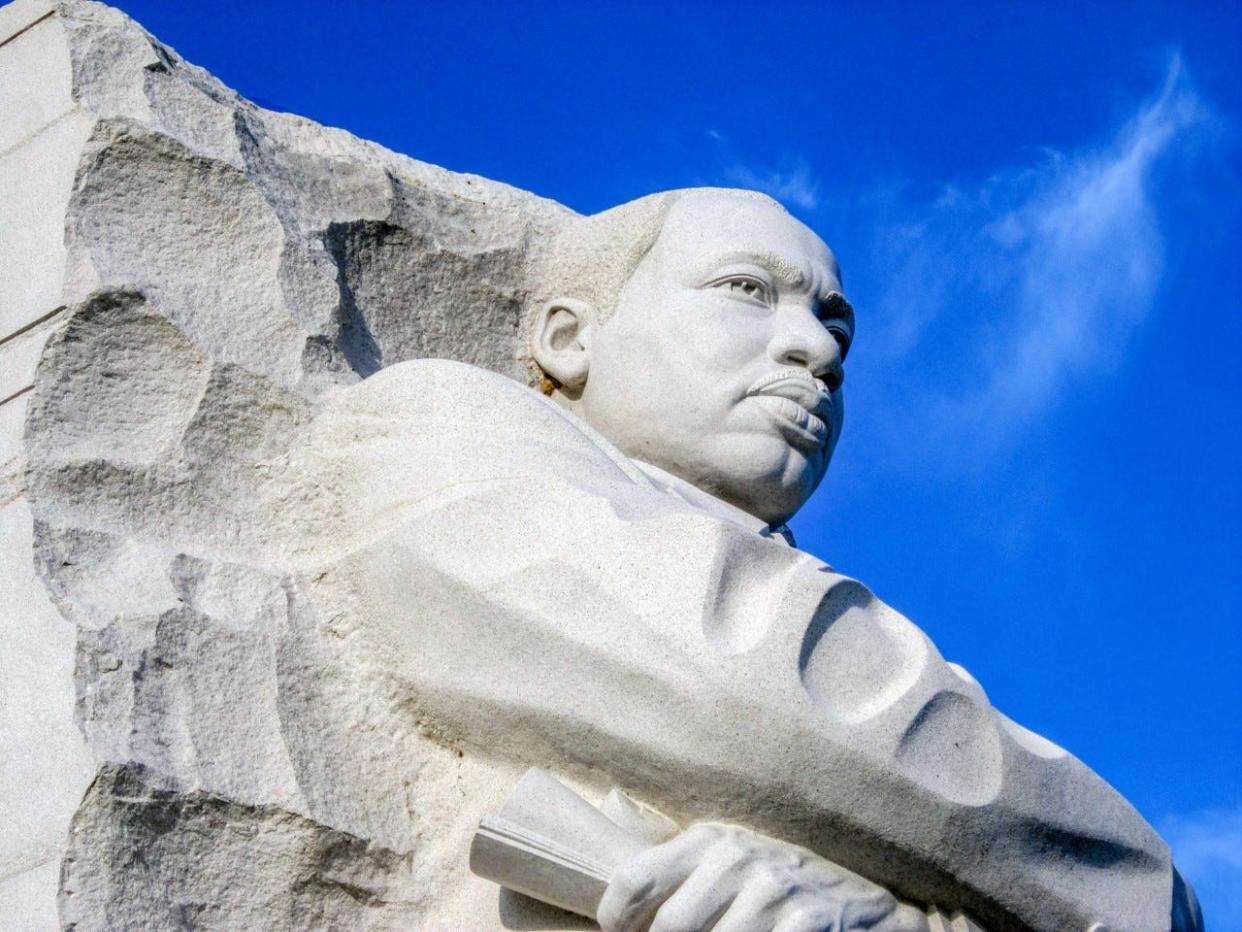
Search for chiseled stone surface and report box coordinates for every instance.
[0,0,565,927]
[3,2,1192,931]
[59,763,419,931]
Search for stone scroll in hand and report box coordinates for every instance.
[469,770,985,932]
[469,768,657,919]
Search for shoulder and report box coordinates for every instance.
[321,359,568,441]
[340,358,539,418]
[313,358,644,487]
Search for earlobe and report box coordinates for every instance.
[531,298,595,395]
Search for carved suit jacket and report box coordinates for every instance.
[290,358,1186,932]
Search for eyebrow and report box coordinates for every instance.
[701,250,810,291]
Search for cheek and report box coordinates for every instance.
[660,297,768,361]
[595,298,771,421]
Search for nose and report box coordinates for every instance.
[768,304,844,391]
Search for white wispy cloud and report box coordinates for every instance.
[850,55,1212,463]
[1160,805,1242,930]
[722,158,821,211]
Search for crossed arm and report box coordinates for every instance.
[598,823,929,932]
[315,360,1182,932]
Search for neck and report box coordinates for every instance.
[631,459,795,547]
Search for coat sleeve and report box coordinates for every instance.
[298,359,1177,932]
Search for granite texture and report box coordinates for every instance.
[1,2,1193,930]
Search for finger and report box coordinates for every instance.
[711,867,795,932]
[870,904,931,932]
[772,896,916,932]
[648,846,748,932]
[837,888,901,930]
[772,904,843,932]
[598,825,724,932]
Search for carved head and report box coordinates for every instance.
[531,188,852,526]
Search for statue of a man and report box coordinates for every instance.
[300,188,1200,932]
[530,187,849,532]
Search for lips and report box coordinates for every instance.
[745,368,832,449]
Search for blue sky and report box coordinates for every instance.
[111,1,1241,924]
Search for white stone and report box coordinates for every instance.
[0,7,94,925]
[0,1,569,927]
[0,391,30,471]
[0,0,54,47]
[0,858,60,932]
[0,6,70,153]
[0,111,92,338]
[1,2,1201,931]
[529,190,850,528]
[0,311,64,405]
[280,354,1174,931]
[0,497,93,888]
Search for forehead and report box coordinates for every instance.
[653,195,841,289]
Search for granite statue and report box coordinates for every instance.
[288,188,1200,932]
[0,2,1202,930]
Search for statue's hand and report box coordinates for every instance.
[597,823,929,932]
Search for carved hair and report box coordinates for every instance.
[526,187,786,389]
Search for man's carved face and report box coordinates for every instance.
[579,193,852,525]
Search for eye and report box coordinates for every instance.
[714,275,771,304]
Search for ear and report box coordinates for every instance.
[531,298,595,395]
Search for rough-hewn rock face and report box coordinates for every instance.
[2,3,1187,931]
[3,0,575,927]
[60,764,418,931]
[59,17,570,396]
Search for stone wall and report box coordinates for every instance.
[0,3,96,926]
[0,2,574,926]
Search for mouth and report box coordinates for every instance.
[745,368,832,451]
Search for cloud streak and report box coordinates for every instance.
[722,158,821,211]
[720,147,824,211]
[850,55,1211,463]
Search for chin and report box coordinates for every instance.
[712,444,826,526]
